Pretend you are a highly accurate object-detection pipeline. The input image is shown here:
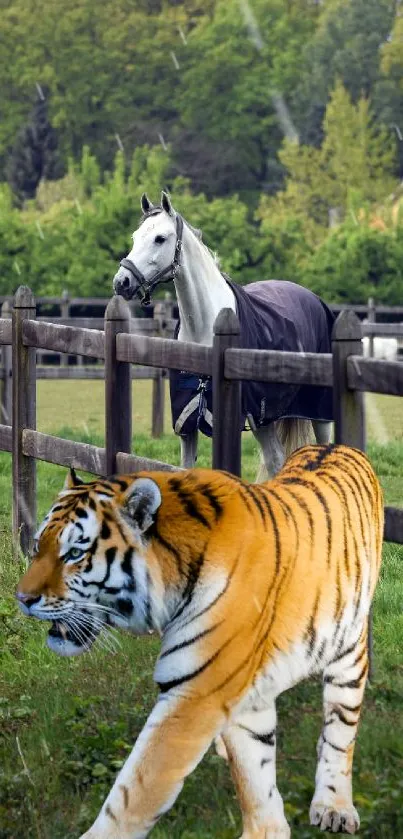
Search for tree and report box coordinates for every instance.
[259,82,397,246]
[292,0,397,148]
[6,90,62,204]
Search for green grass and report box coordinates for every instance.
[0,382,402,838]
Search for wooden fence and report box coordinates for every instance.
[0,292,401,438]
[0,286,402,558]
[1,291,403,317]
[0,298,175,439]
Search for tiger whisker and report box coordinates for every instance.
[63,614,96,652]
[79,602,122,617]
[66,612,121,654]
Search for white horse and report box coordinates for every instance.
[113,192,332,478]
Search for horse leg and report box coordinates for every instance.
[253,424,285,483]
[312,420,332,445]
[180,430,199,469]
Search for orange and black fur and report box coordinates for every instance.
[17,444,383,838]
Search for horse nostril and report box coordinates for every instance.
[122,276,131,290]
[16,591,41,608]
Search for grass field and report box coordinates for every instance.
[1,381,402,839]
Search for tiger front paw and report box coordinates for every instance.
[310,800,360,833]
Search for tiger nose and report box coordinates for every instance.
[16,591,40,608]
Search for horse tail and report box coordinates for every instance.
[255,419,313,483]
[276,417,313,459]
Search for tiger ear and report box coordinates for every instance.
[64,468,84,490]
[121,478,161,532]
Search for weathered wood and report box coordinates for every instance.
[150,303,171,439]
[0,424,12,452]
[105,297,132,475]
[12,287,36,555]
[332,311,365,450]
[347,356,403,396]
[212,309,242,476]
[60,289,70,367]
[0,317,12,344]
[361,322,403,337]
[116,451,182,474]
[367,297,375,357]
[1,302,12,424]
[333,312,371,676]
[117,332,212,376]
[23,429,106,475]
[32,365,158,380]
[37,316,107,330]
[9,292,403,317]
[331,304,403,316]
[152,371,165,438]
[36,316,160,333]
[384,506,403,544]
[23,320,105,359]
[225,348,332,386]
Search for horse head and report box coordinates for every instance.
[113,191,181,305]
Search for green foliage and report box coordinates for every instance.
[1,0,403,199]
[0,134,402,303]
[6,91,63,205]
[292,0,398,146]
[266,81,397,245]
[303,222,403,304]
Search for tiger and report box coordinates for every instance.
[16,444,383,839]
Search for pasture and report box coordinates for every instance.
[1,381,402,838]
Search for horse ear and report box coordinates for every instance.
[141,193,154,214]
[161,190,173,216]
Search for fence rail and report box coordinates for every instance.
[0,286,402,554]
[1,293,403,317]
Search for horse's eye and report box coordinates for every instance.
[154,235,166,245]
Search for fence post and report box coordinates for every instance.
[332,311,374,678]
[12,286,37,556]
[1,300,12,424]
[60,289,70,367]
[212,309,242,476]
[367,296,375,358]
[151,300,168,438]
[332,310,365,450]
[105,296,132,475]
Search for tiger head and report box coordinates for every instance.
[16,468,163,657]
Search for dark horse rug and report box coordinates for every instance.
[170,279,335,437]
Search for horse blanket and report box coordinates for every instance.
[170,279,335,437]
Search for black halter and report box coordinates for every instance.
[119,209,184,306]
